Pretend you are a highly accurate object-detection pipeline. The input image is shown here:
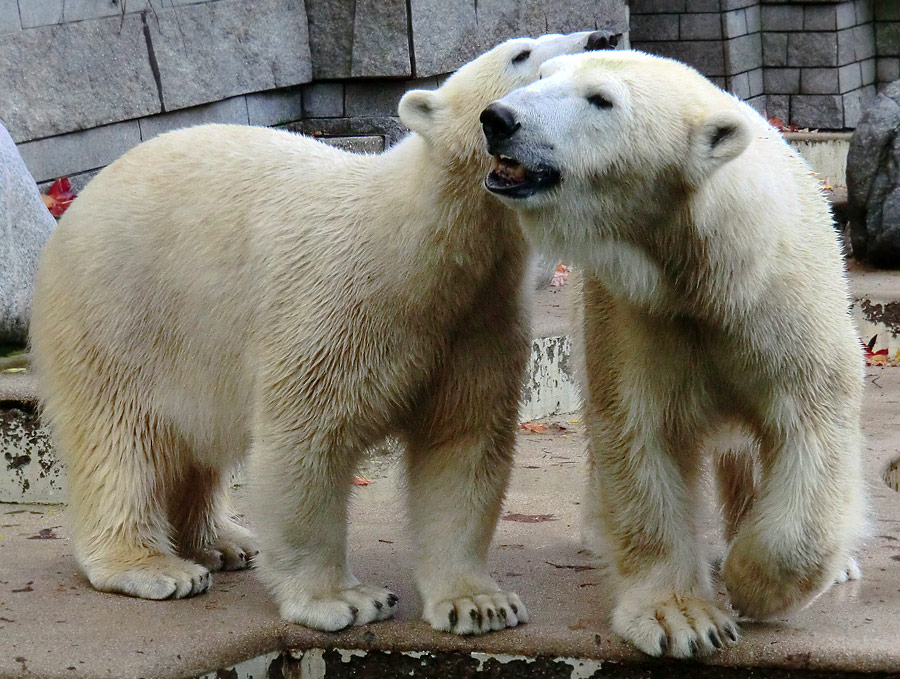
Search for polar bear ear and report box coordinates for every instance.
[686,109,751,186]
[398,89,444,139]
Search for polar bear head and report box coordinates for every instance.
[479,50,754,266]
[398,31,618,163]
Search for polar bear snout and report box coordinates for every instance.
[480,103,520,147]
[585,31,619,51]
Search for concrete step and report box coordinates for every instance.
[2,369,899,678]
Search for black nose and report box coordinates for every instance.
[480,103,520,144]
[586,31,618,51]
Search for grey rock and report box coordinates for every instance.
[288,116,409,148]
[18,0,63,28]
[847,81,900,266]
[763,32,789,67]
[630,14,679,42]
[345,81,411,117]
[0,0,19,33]
[0,13,160,143]
[683,12,723,41]
[787,32,838,68]
[633,40,726,76]
[801,67,840,95]
[147,0,312,112]
[246,87,305,127]
[302,83,344,119]
[351,0,411,77]
[791,94,844,128]
[764,67,800,94]
[138,97,249,141]
[306,0,354,79]
[726,33,762,74]
[0,123,57,343]
[410,0,480,77]
[320,136,385,154]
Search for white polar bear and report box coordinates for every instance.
[29,30,613,635]
[480,51,866,656]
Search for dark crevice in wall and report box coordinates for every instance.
[405,0,416,78]
[141,11,166,113]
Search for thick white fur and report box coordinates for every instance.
[29,31,598,634]
[489,51,866,656]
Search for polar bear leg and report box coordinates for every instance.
[169,464,258,572]
[57,397,213,600]
[250,429,398,632]
[405,310,529,636]
[723,409,865,618]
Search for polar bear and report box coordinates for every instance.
[480,51,866,656]
[29,30,614,635]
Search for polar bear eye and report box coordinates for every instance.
[512,50,531,64]
[587,94,613,110]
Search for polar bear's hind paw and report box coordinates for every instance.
[88,555,212,600]
[425,591,527,635]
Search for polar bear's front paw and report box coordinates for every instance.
[612,594,739,658]
[280,584,399,632]
[424,591,527,635]
[88,554,212,600]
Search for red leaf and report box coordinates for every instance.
[352,475,373,486]
[42,177,76,218]
[501,512,557,523]
[519,422,548,434]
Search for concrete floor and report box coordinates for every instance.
[1,364,899,678]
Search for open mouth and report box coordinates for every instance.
[485,154,560,199]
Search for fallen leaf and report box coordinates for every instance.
[352,475,373,486]
[42,177,76,218]
[519,422,547,434]
[768,117,799,133]
[550,263,570,287]
[502,512,557,523]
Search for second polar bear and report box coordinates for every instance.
[29,30,613,635]
[480,51,865,656]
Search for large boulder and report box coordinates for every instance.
[0,121,56,344]
[847,81,900,267]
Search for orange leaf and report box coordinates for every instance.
[352,475,373,486]
[519,422,548,433]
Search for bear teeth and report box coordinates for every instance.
[491,155,526,183]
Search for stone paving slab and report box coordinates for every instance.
[1,365,899,678]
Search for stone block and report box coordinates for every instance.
[319,136,385,154]
[749,67,764,96]
[635,40,725,76]
[721,0,756,9]
[302,83,344,118]
[409,0,479,76]
[0,13,160,143]
[0,0,19,33]
[876,22,900,56]
[37,168,101,195]
[765,67,801,94]
[138,96,249,141]
[801,67,840,94]
[289,116,409,148]
[837,2,857,30]
[877,56,900,83]
[850,23,877,61]
[727,33,763,73]
[746,94,767,115]
[61,0,150,21]
[792,94,844,129]
[875,0,900,21]
[305,0,354,79]
[763,32,788,67]
[630,14,679,41]
[17,120,142,183]
[147,0,312,112]
[788,32,838,67]
[246,87,304,127]
[630,0,685,13]
[856,0,873,24]
[0,123,56,343]
[723,9,747,39]
[839,62,863,92]
[768,93,790,121]
[762,5,803,32]
[862,57,877,85]
[804,5,837,31]
[728,70,751,99]
[18,0,63,28]
[345,80,411,117]
[843,87,876,127]
[688,0,720,12]
[682,13,722,40]
[350,0,411,77]
[746,4,761,34]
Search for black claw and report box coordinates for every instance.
[709,630,722,649]
[476,611,483,627]
[349,606,359,619]
[387,594,399,607]
[689,639,699,656]
[510,604,518,615]
[470,608,478,620]
[374,600,383,610]
[487,609,494,620]
[449,610,458,627]
[499,608,508,620]
[659,635,669,653]
[725,625,738,642]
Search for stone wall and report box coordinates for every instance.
[631,0,897,130]
[0,0,629,188]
